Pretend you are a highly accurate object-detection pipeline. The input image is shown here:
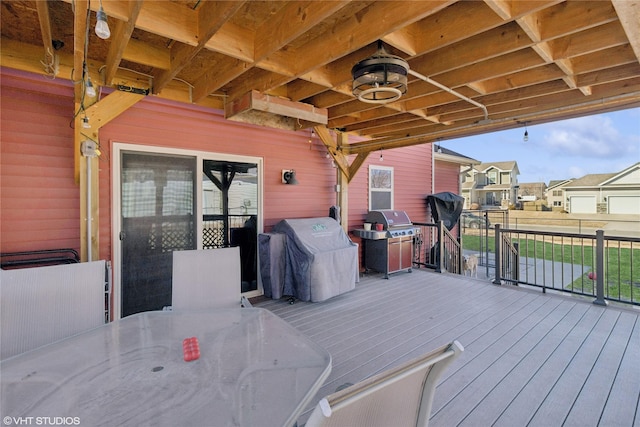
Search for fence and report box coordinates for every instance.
[203,214,254,248]
[413,221,462,274]
[494,225,640,306]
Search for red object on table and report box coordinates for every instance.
[183,337,200,361]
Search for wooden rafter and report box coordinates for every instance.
[2,0,639,153]
[35,0,56,76]
[104,0,144,85]
[152,1,245,95]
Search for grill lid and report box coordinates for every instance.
[365,210,413,229]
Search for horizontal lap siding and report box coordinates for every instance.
[2,69,433,265]
[347,145,433,227]
[1,70,79,253]
[435,161,461,194]
[98,95,337,256]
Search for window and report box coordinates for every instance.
[369,165,393,210]
[553,190,562,197]
[487,170,497,184]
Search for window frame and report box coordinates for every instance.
[368,165,394,211]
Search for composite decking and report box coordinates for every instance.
[255,269,640,427]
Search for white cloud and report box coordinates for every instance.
[540,116,637,159]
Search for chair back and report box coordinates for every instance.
[172,247,241,310]
[1,261,106,360]
[305,341,463,427]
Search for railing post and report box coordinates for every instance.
[436,221,445,273]
[593,229,608,306]
[513,242,519,284]
[493,224,502,285]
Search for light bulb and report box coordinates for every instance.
[379,152,384,162]
[82,115,91,129]
[523,130,529,142]
[95,7,111,40]
[85,78,96,98]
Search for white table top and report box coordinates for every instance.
[1,308,331,427]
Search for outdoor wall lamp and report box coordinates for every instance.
[282,170,299,185]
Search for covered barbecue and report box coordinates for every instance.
[270,217,359,302]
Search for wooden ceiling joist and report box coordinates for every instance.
[1,0,638,159]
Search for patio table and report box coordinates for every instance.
[0,308,331,427]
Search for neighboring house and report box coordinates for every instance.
[462,161,520,209]
[433,145,480,205]
[545,179,574,211]
[564,162,640,214]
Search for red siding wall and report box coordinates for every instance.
[434,160,461,194]
[1,69,79,253]
[1,68,433,267]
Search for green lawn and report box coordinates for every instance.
[462,233,639,303]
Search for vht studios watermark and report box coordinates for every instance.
[3,417,80,426]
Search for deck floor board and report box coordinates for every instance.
[255,269,640,426]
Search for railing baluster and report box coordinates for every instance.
[493,224,502,285]
[593,230,607,306]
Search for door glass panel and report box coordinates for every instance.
[202,160,258,293]
[121,152,196,317]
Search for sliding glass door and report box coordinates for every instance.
[116,146,262,317]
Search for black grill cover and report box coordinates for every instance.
[426,192,464,231]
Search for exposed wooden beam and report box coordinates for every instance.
[35,0,56,77]
[84,90,146,130]
[193,2,350,102]
[104,0,144,85]
[122,39,171,70]
[254,1,350,61]
[243,1,454,99]
[611,0,640,62]
[73,0,88,96]
[153,1,245,94]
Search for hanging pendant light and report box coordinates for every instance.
[85,77,97,98]
[352,41,409,104]
[95,1,111,40]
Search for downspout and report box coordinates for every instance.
[81,140,98,261]
[87,156,92,261]
[408,70,489,121]
[431,145,435,195]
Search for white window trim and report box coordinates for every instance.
[368,165,394,211]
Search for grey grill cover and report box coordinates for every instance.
[258,233,287,299]
[272,217,358,302]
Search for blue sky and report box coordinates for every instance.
[440,107,640,184]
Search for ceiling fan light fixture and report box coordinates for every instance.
[352,43,409,104]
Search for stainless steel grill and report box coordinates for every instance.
[353,210,418,278]
[364,210,418,238]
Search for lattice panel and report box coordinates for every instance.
[203,227,225,249]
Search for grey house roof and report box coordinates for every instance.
[547,179,573,190]
[476,161,519,174]
[434,146,480,165]
[565,173,617,188]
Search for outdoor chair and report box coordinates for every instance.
[172,247,250,310]
[0,261,106,360]
[305,340,463,427]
